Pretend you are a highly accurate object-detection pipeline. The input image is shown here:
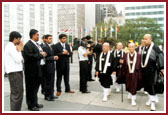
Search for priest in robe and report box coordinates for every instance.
[141,34,164,111]
[136,39,145,55]
[121,42,142,106]
[111,42,125,92]
[95,42,114,102]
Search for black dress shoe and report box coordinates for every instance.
[41,90,45,95]
[88,79,95,81]
[28,106,39,111]
[36,104,43,108]
[82,91,91,93]
[45,97,55,101]
[51,95,58,99]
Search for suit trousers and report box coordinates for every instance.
[45,72,55,98]
[40,65,46,92]
[56,64,70,92]
[25,75,41,108]
[79,61,88,92]
[8,71,23,111]
[88,61,93,80]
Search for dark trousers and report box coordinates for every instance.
[70,54,73,63]
[79,61,88,92]
[88,61,93,80]
[56,64,70,92]
[25,75,41,108]
[41,65,46,93]
[8,71,23,111]
[45,72,55,98]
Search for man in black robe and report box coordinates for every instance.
[95,42,114,102]
[141,34,164,111]
[136,39,145,55]
[111,42,125,92]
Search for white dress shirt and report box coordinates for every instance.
[4,42,23,74]
[30,39,45,65]
[78,46,88,61]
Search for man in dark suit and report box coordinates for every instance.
[42,34,59,101]
[40,35,47,95]
[22,29,46,111]
[52,34,74,96]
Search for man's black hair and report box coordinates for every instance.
[59,34,67,39]
[9,31,22,42]
[29,29,38,39]
[45,34,52,39]
[85,35,92,40]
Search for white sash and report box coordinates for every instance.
[139,46,142,54]
[141,42,154,68]
[127,52,137,73]
[99,51,111,73]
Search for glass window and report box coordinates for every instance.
[158,11,164,14]
[158,5,164,8]
[152,5,157,8]
[147,5,152,9]
[142,12,146,15]
[136,6,141,9]
[136,12,141,15]
[142,6,147,9]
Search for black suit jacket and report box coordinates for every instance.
[42,43,55,73]
[22,40,43,77]
[52,42,72,71]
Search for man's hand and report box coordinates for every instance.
[159,69,164,76]
[96,71,99,77]
[62,50,69,55]
[120,59,124,64]
[54,56,59,60]
[112,72,116,75]
[16,41,23,52]
[87,44,91,48]
[40,52,47,57]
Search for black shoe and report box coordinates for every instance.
[36,104,43,108]
[41,90,45,95]
[88,79,95,81]
[28,106,39,111]
[51,95,58,99]
[82,91,91,93]
[45,97,55,101]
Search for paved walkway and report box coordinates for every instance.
[3,51,165,112]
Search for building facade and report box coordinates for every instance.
[57,4,85,38]
[3,3,58,46]
[125,3,165,31]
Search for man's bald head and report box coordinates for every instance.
[128,42,136,53]
[102,42,110,53]
[143,34,152,46]
[116,42,123,51]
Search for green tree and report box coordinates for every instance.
[117,17,163,45]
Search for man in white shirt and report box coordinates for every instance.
[78,38,91,93]
[4,31,23,111]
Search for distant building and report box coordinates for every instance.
[3,4,58,45]
[125,3,165,31]
[85,4,95,36]
[95,4,118,24]
[57,4,85,38]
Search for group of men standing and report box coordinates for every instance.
[4,29,164,111]
[94,34,164,111]
[5,29,74,111]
